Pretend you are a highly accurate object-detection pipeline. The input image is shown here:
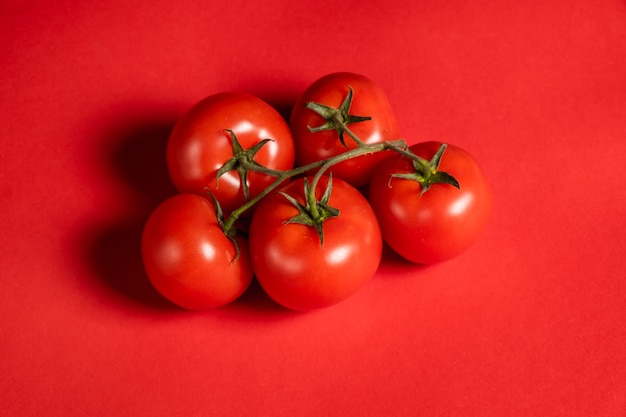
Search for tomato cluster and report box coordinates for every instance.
[141,72,492,311]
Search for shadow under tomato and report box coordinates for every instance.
[376,243,432,278]
[223,278,297,318]
[79,110,181,310]
[108,116,180,204]
[83,217,177,310]
[230,77,304,122]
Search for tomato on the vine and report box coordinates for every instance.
[249,175,382,310]
[167,92,295,215]
[141,193,253,309]
[368,141,492,264]
[290,72,400,187]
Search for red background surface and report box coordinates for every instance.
[2,0,626,415]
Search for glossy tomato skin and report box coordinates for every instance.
[290,72,400,187]
[369,142,492,264]
[141,193,253,309]
[167,92,295,215]
[249,176,383,310]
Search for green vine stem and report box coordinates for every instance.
[220,99,453,238]
[221,138,403,234]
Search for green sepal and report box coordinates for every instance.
[389,143,460,196]
[205,188,241,263]
[216,129,273,201]
[280,176,340,246]
[305,86,371,147]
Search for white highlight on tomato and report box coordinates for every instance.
[448,193,473,217]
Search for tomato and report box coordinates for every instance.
[289,72,400,187]
[249,175,382,310]
[141,193,253,309]
[368,142,492,264]
[166,92,295,215]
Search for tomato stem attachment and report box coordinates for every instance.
[305,86,370,148]
[217,129,283,202]
[280,175,340,246]
[206,189,241,263]
[389,143,460,196]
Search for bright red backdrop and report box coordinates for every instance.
[2,0,625,416]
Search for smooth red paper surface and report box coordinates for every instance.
[2,0,626,416]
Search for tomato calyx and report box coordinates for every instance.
[390,144,460,196]
[206,189,242,263]
[305,86,371,147]
[279,175,340,246]
[216,129,278,201]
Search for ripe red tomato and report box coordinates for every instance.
[167,92,295,215]
[141,193,253,309]
[249,175,382,310]
[289,72,400,187]
[368,142,492,264]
